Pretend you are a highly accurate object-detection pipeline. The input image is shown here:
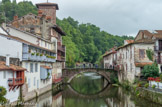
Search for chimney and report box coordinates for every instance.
[14,15,18,21]
[6,54,10,66]
[38,10,43,17]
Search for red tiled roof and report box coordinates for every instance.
[126,40,134,44]
[135,62,153,67]
[40,65,52,69]
[0,61,26,71]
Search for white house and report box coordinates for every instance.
[0,32,25,103]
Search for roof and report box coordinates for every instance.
[116,39,154,51]
[0,33,56,54]
[0,61,26,71]
[125,40,134,44]
[103,51,116,57]
[135,30,162,40]
[135,62,153,67]
[52,25,66,36]
[36,2,59,10]
[40,65,52,69]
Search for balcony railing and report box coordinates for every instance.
[8,77,24,86]
[57,55,65,62]
[154,46,162,51]
[23,53,56,62]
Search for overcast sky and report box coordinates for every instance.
[16,0,162,37]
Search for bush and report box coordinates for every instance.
[0,86,7,96]
[0,86,7,104]
[144,83,149,88]
[36,53,40,56]
[152,84,156,89]
[141,64,159,79]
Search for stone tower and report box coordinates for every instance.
[36,2,59,24]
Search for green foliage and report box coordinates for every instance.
[144,83,149,88]
[160,74,162,82]
[57,17,134,67]
[40,53,43,56]
[152,84,156,89]
[0,86,7,104]
[141,64,159,79]
[0,0,37,21]
[31,53,35,56]
[110,72,118,84]
[121,80,131,91]
[36,53,39,56]
[146,48,153,61]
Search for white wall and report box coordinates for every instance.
[6,27,53,50]
[22,62,52,92]
[0,35,22,60]
[0,70,20,103]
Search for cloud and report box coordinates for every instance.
[16,0,162,37]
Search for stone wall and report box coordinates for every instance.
[23,84,52,102]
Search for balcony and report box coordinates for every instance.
[57,55,65,62]
[155,56,162,64]
[154,46,162,51]
[57,42,65,52]
[22,44,56,62]
[8,77,24,86]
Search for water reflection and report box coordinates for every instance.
[70,72,108,95]
[25,72,162,107]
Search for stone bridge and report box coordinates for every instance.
[62,68,116,84]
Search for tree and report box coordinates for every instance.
[141,64,160,79]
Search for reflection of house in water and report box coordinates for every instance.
[52,92,63,107]
[105,88,135,107]
[24,91,52,107]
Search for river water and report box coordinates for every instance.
[26,72,161,107]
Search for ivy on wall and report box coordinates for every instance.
[146,48,154,61]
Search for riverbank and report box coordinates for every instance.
[119,80,162,106]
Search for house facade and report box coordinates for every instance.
[1,2,66,101]
[103,48,117,69]
[0,32,26,103]
[116,40,154,83]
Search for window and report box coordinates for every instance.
[35,63,38,72]
[28,78,30,88]
[139,49,145,59]
[30,27,35,33]
[3,71,6,79]
[30,63,33,72]
[34,77,36,86]
[25,62,28,71]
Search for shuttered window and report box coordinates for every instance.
[139,49,145,59]
[30,63,33,72]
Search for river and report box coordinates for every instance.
[25,72,161,107]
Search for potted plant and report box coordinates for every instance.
[31,53,35,56]
[36,53,40,56]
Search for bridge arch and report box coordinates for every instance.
[62,68,115,84]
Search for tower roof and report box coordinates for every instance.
[36,2,59,10]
